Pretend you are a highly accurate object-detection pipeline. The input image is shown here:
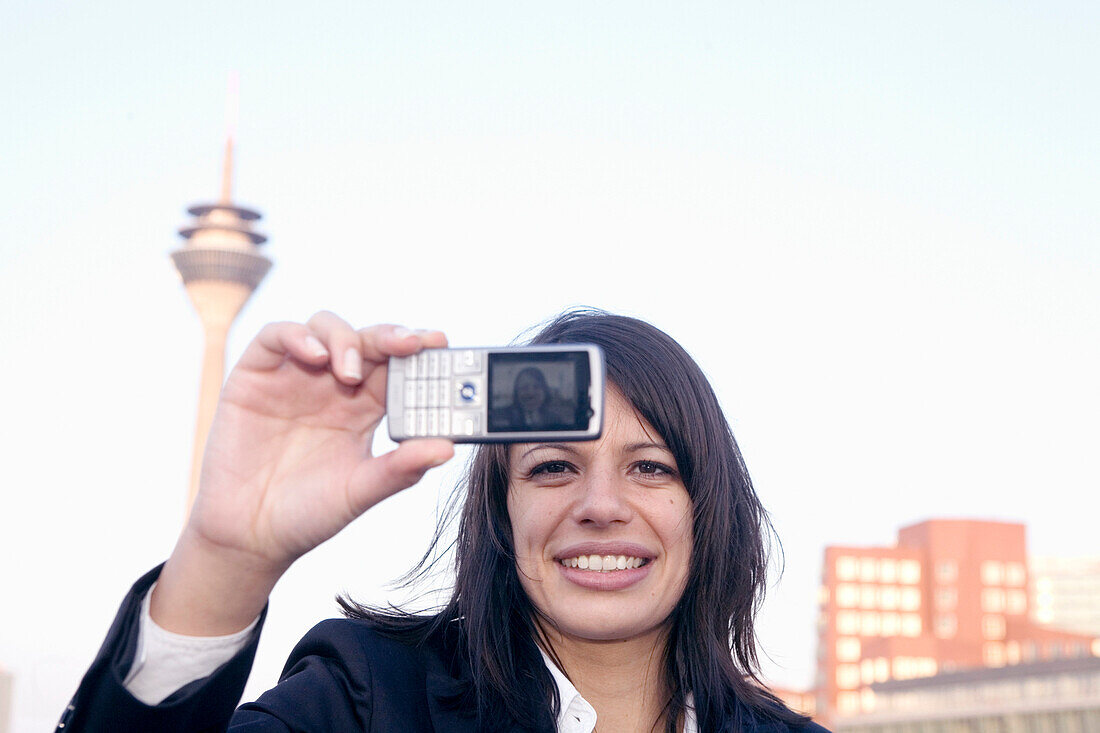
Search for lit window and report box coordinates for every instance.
[901,614,921,637]
[935,560,958,583]
[837,584,859,608]
[837,611,860,635]
[1005,562,1026,587]
[934,613,957,639]
[837,664,861,689]
[879,586,899,610]
[860,585,877,609]
[1006,641,1021,664]
[836,556,859,581]
[880,612,900,637]
[982,615,1006,640]
[836,637,861,662]
[892,656,912,679]
[860,688,875,712]
[860,658,875,684]
[879,560,897,583]
[860,557,877,583]
[1006,589,1027,615]
[837,691,860,713]
[900,587,921,611]
[861,612,881,636]
[899,560,921,584]
[984,642,1006,667]
[981,561,1005,585]
[982,588,1006,612]
[935,587,957,610]
[874,657,889,682]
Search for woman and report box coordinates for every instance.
[494,366,572,429]
[61,309,827,732]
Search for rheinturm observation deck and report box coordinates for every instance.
[171,100,271,512]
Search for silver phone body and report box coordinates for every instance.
[387,344,605,443]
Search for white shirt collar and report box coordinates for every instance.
[538,648,697,733]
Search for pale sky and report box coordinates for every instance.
[2,2,1098,730]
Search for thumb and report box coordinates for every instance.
[347,439,455,515]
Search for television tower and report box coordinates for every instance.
[171,75,272,512]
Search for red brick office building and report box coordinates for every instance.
[815,519,1098,720]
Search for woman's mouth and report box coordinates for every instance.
[558,555,649,571]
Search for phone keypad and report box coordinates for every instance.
[396,350,481,437]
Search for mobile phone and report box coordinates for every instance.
[387,344,605,443]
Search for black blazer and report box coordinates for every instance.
[59,566,829,732]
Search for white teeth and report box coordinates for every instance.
[559,555,647,572]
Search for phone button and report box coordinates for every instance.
[453,377,484,407]
[452,412,480,436]
[453,350,482,375]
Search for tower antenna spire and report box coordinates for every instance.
[220,71,239,204]
[172,73,271,514]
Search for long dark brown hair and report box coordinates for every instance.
[341,309,808,731]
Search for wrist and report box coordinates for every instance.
[150,528,288,636]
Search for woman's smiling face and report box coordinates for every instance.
[507,387,693,644]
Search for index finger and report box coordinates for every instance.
[358,324,448,363]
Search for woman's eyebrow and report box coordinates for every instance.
[520,443,580,460]
[624,441,671,453]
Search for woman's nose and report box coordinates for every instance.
[572,469,632,527]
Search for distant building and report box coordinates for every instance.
[832,656,1100,733]
[814,519,1099,720]
[1031,556,1100,637]
[0,666,12,733]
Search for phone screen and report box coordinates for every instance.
[486,351,591,433]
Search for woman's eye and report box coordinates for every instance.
[634,460,677,477]
[529,461,573,477]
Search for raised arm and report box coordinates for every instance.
[151,312,454,636]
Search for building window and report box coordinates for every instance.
[935,587,957,610]
[879,586,899,610]
[981,560,1005,585]
[1006,641,1021,664]
[836,584,859,608]
[860,585,877,609]
[1006,589,1027,615]
[934,613,957,639]
[836,637,861,662]
[836,556,858,581]
[901,613,922,637]
[837,611,860,635]
[874,657,890,682]
[935,560,958,583]
[860,557,878,583]
[984,642,1006,667]
[899,560,921,584]
[837,664,861,690]
[860,612,881,636]
[982,614,1006,640]
[837,691,860,713]
[981,587,1006,612]
[1005,561,1026,587]
[900,587,921,611]
[860,658,875,684]
[879,559,897,583]
[880,612,900,637]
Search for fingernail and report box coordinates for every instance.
[393,326,413,339]
[429,455,450,468]
[305,335,328,357]
[343,348,362,380]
